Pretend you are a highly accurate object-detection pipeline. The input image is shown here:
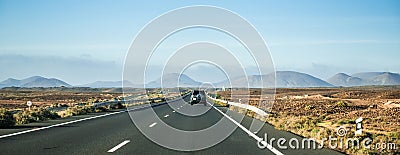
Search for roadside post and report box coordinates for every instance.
[355,117,363,135]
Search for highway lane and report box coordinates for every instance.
[0,95,342,155]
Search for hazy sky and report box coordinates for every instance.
[1,0,399,85]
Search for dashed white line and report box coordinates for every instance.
[177,108,180,110]
[172,111,176,113]
[164,114,169,118]
[107,140,130,153]
[149,122,157,128]
[208,102,284,155]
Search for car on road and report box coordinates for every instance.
[190,90,202,105]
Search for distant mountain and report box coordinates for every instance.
[20,76,45,85]
[366,72,400,85]
[351,72,388,79]
[220,75,270,88]
[21,78,70,87]
[327,72,400,86]
[217,71,334,88]
[275,71,334,88]
[78,80,137,88]
[0,76,71,88]
[327,73,362,86]
[146,73,201,88]
[0,78,21,86]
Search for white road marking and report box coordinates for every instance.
[164,114,169,118]
[0,110,126,139]
[107,140,130,153]
[177,108,180,110]
[149,122,157,128]
[172,111,176,113]
[206,93,269,117]
[208,102,284,155]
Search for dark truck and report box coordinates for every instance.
[190,90,202,105]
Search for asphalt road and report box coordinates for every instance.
[0,94,342,155]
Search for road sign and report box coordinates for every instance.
[27,101,32,110]
[27,101,32,106]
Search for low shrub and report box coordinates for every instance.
[388,132,400,140]
[65,106,93,117]
[110,102,125,109]
[304,105,314,110]
[14,111,31,125]
[336,101,348,107]
[0,108,15,127]
[14,108,60,125]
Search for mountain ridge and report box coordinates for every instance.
[2,71,399,88]
[327,73,362,86]
[145,73,201,88]
[215,71,334,88]
[0,76,70,88]
[327,72,400,86]
[77,80,137,88]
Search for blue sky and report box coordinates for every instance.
[0,0,399,85]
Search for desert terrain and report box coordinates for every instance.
[213,86,400,154]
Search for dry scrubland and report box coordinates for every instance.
[0,87,187,127]
[214,86,400,154]
[0,89,119,109]
[0,87,139,127]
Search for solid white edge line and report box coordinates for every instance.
[149,122,157,128]
[208,102,284,155]
[107,140,130,153]
[0,110,126,139]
